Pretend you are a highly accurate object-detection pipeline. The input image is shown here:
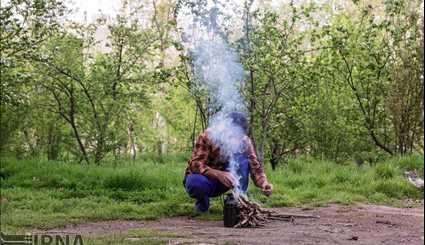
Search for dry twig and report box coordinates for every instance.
[233,195,319,228]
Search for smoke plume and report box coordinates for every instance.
[177,0,249,194]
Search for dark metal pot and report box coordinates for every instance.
[223,193,240,227]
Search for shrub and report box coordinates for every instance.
[392,155,424,176]
[375,164,396,179]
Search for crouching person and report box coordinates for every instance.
[183,112,273,213]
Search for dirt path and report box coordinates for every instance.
[31,204,424,245]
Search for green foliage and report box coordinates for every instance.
[233,0,423,168]
[1,2,423,239]
[375,164,396,179]
[1,0,423,164]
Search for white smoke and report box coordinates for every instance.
[177,0,249,194]
[192,41,246,114]
[207,115,246,194]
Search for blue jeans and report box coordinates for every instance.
[183,153,250,212]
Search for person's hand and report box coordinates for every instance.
[261,182,273,196]
[216,171,237,188]
[205,169,237,188]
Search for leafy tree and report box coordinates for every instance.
[384,0,424,154]
[20,6,156,163]
[0,0,66,154]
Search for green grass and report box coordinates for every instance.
[253,154,423,207]
[0,154,423,232]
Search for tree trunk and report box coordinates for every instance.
[47,120,61,161]
[69,120,89,164]
[68,94,90,164]
[127,122,137,161]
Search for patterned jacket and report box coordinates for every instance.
[185,130,268,187]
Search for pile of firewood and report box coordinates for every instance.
[234,195,319,228]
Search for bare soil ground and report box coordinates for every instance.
[31,204,424,245]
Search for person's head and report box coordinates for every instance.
[227,111,249,135]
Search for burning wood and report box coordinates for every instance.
[224,193,319,228]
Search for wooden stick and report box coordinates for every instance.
[232,194,319,228]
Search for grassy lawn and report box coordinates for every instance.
[0,154,423,233]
